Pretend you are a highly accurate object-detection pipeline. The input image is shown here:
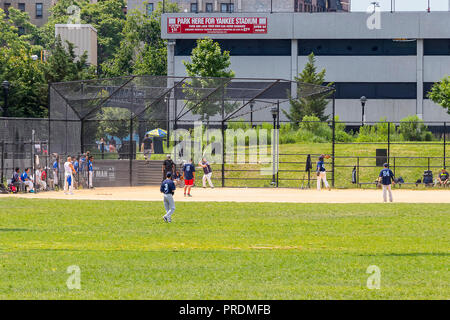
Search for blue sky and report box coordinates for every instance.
[351,0,449,11]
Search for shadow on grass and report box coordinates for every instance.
[360,252,449,257]
[0,228,33,232]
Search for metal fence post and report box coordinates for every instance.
[331,92,336,187]
[387,121,391,163]
[129,117,133,187]
[357,156,360,187]
[80,120,85,154]
[393,157,396,177]
[31,130,35,192]
[276,100,279,187]
[1,140,4,184]
[221,120,225,188]
[444,122,447,169]
[428,157,430,171]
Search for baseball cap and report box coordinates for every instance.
[383,163,389,167]
[166,172,172,178]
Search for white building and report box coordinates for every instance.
[55,24,98,66]
[161,11,450,123]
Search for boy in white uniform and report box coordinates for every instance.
[64,156,76,195]
[35,167,47,191]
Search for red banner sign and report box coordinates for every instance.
[167,17,268,34]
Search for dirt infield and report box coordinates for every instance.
[2,186,450,203]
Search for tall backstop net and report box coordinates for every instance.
[46,75,333,187]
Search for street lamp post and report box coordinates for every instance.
[270,106,277,186]
[360,96,367,125]
[1,80,10,117]
[250,101,254,128]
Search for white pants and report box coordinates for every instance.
[202,172,214,188]
[382,184,393,202]
[24,180,34,191]
[64,174,73,193]
[317,171,329,190]
[53,169,58,186]
[37,179,47,190]
[163,194,175,220]
[88,171,93,188]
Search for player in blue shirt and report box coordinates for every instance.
[182,158,195,197]
[52,156,59,189]
[161,172,176,223]
[21,168,34,193]
[378,163,395,202]
[88,156,94,188]
[316,154,331,191]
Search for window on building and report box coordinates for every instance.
[18,3,25,12]
[205,3,213,12]
[35,3,43,18]
[220,3,233,13]
[190,2,198,13]
[146,3,153,15]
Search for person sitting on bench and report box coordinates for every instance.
[20,168,34,193]
[437,168,449,187]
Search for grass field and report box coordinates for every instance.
[1,198,448,299]
[91,140,449,189]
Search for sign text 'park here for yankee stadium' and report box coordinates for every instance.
[167,17,268,34]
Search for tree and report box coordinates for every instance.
[44,35,96,83]
[96,108,133,142]
[284,53,333,124]
[101,1,178,77]
[0,8,47,117]
[428,76,450,114]
[182,38,235,122]
[41,0,126,69]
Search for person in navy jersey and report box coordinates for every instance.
[161,172,176,223]
[182,158,195,197]
[378,163,395,202]
[316,154,330,191]
[199,157,214,188]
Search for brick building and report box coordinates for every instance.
[127,0,350,15]
[0,0,57,27]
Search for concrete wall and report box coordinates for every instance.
[162,12,450,39]
[163,11,450,123]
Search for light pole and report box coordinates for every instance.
[370,1,380,13]
[1,80,10,117]
[270,106,277,186]
[360,96,367,125]
[250,101,254,128]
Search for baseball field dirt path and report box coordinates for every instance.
[2,187,450,203]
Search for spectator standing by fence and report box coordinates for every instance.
[141,134,154,163]
[88,156,94,189]
[52,154,59,190]
[162,155,175,181]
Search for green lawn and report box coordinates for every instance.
[0,198,448,299]
[86,140,449,189]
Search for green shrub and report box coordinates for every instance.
[227,119,251,130]
[299,115,332,140]
[398,115,434,141]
